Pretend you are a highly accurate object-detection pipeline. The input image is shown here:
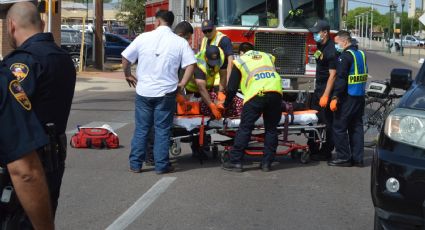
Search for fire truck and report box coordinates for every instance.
[145,0,347,93]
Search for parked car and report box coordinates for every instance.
[61,30,130,69]
[389,35,425,50]
[371,66,425,229]
[110,26,137,40]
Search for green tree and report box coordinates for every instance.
[346,7,389,32]
[116,0,145,33]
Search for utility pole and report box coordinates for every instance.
[95,0,104,70]
[366,12,369,48]
[355,16,358,37]
[370,0,374,49]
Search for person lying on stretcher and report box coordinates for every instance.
[176,45,242,119]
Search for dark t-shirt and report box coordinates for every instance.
[332,45,358,99]
[193,66,206,80]
[0,66,48,165]
[315,39,337,92]
[206,36,233,69]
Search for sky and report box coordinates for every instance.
[349,0,423,14]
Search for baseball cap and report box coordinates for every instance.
[205,46,221,67]
[308,20,330,33]
[201,20,214,31]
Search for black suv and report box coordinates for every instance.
[61,29,93,70]
[371,66,425,229]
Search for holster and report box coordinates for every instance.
[37,123,67,173]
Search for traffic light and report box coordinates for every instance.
[37,0,58,15]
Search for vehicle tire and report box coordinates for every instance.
[374,213,384,230]
[363,98,387,147]
[395,43,400,51]
[71,54,82,71]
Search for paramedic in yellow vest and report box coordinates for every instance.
[184,45,225,120]
[328,30,367,167]
[200,20,234,98]
[221,42,282,172]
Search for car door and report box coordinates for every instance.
[105,33,130,60]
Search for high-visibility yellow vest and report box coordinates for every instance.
[233,50,282,104]
[346,49,367,96]
[185,48,225,93]
[200,31,227,53]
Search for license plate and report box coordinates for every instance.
[282,79,291,89]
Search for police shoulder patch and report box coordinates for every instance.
[9,80,31,110]
[10,63,29,82]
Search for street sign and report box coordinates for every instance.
[408,0,416,18]
[395,17,400,24]
[420,13,425,26]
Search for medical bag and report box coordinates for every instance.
[70,127,119,149]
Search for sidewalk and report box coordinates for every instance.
[75,63,132,92]
[357,37,423,69]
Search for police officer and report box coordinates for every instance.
[328,30,367,167]
[3,1,76,224]
[307,20,336,161]
[0,66,54,230]
[199,20,233,96]
[221,42,282,172]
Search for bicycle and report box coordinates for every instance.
[363,80,403,147]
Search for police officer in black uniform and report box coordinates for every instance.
[307,20,337,160]
[0,65,54,230]
[328,30,367,167]
[2,2,76,226]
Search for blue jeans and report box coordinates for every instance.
[129,93,176,172]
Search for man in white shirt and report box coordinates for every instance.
[122,10,196,174]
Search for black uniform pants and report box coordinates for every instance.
[333,95,365,162]
[230,93,282,165]
[308,89,334,155]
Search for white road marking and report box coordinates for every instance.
[106,177,176,230]
[368,74,373,79]
[66,122,127,134]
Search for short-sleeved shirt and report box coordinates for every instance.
[315,39,337,92]
[3,33,76,135]
[332,45,358,99]
[0,66,48,165]
[205,36,233,69]
[122,26,197,97]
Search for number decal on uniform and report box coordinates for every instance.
[254,72,276,80]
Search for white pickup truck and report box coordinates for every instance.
[390,35,425,50]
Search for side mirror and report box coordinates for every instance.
[390,68,413,90]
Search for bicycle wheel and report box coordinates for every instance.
[363,98,387,147]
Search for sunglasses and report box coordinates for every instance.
[202,29,213,34]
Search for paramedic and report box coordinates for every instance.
[2,1,76,225]
[221,42,282,172]
[199,20,233,93]
[328,30,367,167]
[0,67,54,230]
[307,19,336,161]
[122,10,196,174]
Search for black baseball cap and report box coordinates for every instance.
[201,20,214,31]
[205,45,221,67]
[308,20,330,33]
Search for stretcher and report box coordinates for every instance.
[169,109,327,164]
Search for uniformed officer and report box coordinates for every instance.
[0,66,54,230]
[221,42,282,172]
[199,20,233,96]
[328,30,367,167]
[307,19,337,161]
[2,1,76,224]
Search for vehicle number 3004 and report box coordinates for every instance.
[254,72,276,80]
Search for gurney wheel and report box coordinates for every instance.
[300,150,310,164]
[212,145,218,159]
[220,150,230,163]
[169,142,181,156]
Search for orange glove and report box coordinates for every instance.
[216,103,225,113]
[217,92,226,102]
[209,103,222,120]
[319,95,329,108]
[330,99,338,112]
[176,94,187,105]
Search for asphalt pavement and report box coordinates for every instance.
[54,49,422,230]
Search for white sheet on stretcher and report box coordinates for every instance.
[173,110,318,131]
